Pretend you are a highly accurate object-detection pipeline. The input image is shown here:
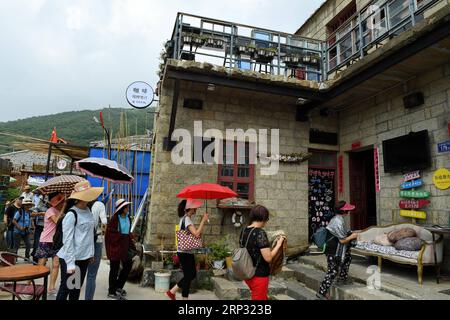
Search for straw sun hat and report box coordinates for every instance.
[114,199,132,214]
[69,180,104,202]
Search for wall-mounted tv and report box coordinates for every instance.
[382,130,432,173]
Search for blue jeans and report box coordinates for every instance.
[85,241,103,300]
[6,230,14,249]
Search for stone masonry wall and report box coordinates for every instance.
[338,62,450,269]
[146,80,314,250]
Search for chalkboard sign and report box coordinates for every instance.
[308,169,336,239]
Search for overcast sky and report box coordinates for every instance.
[0,0,322,122]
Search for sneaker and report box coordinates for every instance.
[166,291,176,301]
[116,289,127,297]
[48,289,57,296]
[107,293,127,300]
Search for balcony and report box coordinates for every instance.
[325,0,443,74]
[165,13,324,82]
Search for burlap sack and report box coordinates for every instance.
[387,228,417,244]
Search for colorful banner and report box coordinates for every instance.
[400,210,427,220]
[401,179,423,190]
[374,148,380,193]
[338,155,344,195]
[400,190,431,199]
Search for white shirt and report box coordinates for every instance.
[21,192,33,201]
[91,201,107,243]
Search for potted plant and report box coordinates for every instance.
[311,53,321,65]
[302,54,311,63]
[208,240,230,270]
[247,44,256,54]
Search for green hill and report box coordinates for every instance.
[0,108,154,154]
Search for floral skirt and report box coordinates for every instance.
[34,242,57,259]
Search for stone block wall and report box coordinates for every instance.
[146,80,314,249]
[338,63,450,269]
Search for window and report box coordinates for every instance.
[218,141,255,200]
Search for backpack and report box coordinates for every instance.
[231,228,259,281]
[53,210,78,251]
[312,227,334,252]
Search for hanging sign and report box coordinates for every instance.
[399,200,431,210]
[400,210,427,220]
[57,159,67,170]
[400,190,430,199]
[401,179,423,190]
[438,141,450,153]
[338,155,344,194]
[374,148,380,193]
[433,168,450,190]
[404,171,420,182]
[126,81,154,109]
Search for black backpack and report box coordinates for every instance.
[53,210,78,251]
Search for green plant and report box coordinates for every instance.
[208,238,230,261]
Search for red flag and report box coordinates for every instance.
[50,128,58,143]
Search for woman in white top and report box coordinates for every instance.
[166,199,208,300]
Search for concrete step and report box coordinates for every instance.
[283,280,318,300]
[211,277,287,300]
[272,294,295,300]
[283,264,402,300]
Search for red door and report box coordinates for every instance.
[349,149,377,230]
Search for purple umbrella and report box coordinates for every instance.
[75,157,134,184]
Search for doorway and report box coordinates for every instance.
[308,150,337,241]
[349,148,377,230]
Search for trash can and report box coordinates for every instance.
[154,272,171,293]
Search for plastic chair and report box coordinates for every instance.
[0,252,46,300]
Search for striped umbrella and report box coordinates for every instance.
[36,175,85,196]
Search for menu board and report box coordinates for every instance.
[308,169,336,239]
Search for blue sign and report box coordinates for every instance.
[401,179,423,190]
[438,141,450,153]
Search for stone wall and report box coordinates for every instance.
[146,80,314,249]
[338,62,450,268]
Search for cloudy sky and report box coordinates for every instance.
[0,0,322,122]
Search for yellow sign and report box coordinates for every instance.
[400,210,427,220]
[433,168,450,190]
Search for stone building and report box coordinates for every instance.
[146,0,450,270]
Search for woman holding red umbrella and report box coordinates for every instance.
[166,198,209,300]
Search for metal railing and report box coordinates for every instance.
[166,0,443,82]
[325,0,442,74]
[168,13,324,82]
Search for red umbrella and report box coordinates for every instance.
[177,183,238,218]
[177,183,237,200]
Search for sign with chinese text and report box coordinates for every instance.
[400,210,427,220]
[404,171,420,182]
[399,200,430,210]
[400,190,430,199]
[126,81,154,109]
[433,168,450,190]
[338,155,344,194]
[401,179,423,190]
[374,148,380,193]
[352,141,362,150]
[438,141,450,153]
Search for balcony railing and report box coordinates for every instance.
[166,13,324,82]
[165,0,443,83]
[325,0,442,74]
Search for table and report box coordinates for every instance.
[424,226,450,284]
[0,265,50,300]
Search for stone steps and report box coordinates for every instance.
[211,277,287,300]
[280,263,402,300]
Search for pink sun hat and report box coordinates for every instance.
[186,198,203,210]
[341,203,356,211]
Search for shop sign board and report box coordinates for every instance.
[401,179,423,190]
[400,210,427,220]
[404,171,420,182]
[399,200,430,210]
[126,81,154,109]
[400,190,430,199]
[433,168,450,190]
[437,141,450,153]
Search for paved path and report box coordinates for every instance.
[1,255,218,301]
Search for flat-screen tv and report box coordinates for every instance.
[382,130,432,173]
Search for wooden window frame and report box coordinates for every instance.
[218,141,255,201]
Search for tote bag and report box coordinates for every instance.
[176,217,203,251]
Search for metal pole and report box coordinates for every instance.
[409,0,416,27]
[44,144,53,181]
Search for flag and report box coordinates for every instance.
[50,128,58,143]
